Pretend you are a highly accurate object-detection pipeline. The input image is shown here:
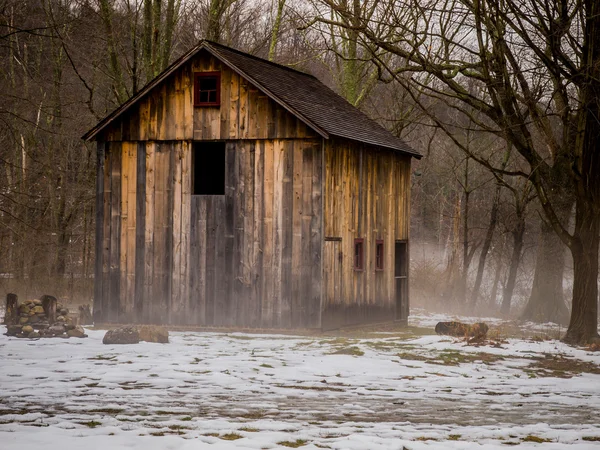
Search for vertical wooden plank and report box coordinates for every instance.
[144,142,155,323]
[171,142,183,323]
[233,142,245,326]
[152,145,166,323]
[149,93,158,140]
[301,142,314,327]
[183,65,193,139]
[119,143,129,322]
[189,196,199,323]
[94,142,106,323]
[120,143,137,322]
[223,142,236,326]
[291,140,303,328]
[135,143,146,321]
[181,142,192,323]
[157,84,167,139]
[230,72,239,139]
[139,98,150,141]
[251,140,264,327]
[257,95,268,139]
[220,67,231,139]
[280,140,293,328]
[205,196,216,325]
[239,78,249,139]
[109,142,122,322]
[247,86,258,138]
[197,196,207,325]
[261,140,274,326]
[310,141,323,328]
[102,144,111,322]
[215,195,227,325]
[272,140,284,326]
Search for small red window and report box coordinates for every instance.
[194,72,221,106]
[375,240,384,271]
[354,238,364,271]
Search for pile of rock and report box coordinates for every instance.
[4,295,87,339]
[103,325,169,344]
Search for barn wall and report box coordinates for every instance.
[95,138,323,328]
[321,139,412,329]
[98,50,319,142]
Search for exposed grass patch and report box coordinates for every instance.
[150,431,165,436]
[260,363,274,368]
[220,432,243,440]
[203,432,220,437]
[448,434,462,440]
[415,436,438,441]
[397,350,504,366]
[227,335,254,340]
[329,346,364,356]
[526,354,600,378]
[239,410,267,419]
[522,435,552,443]
[181,416,193,421]
[88,355,117,361]
[276,384,345,392]
[239,427,260,432]
[77,421,102,428]
[277,439,308,447]
[583,436,600,441]
[89,408,124,415]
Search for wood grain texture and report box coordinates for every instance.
[99,52,319,143]
[321,138,412,329]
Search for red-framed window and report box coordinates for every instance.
[194,72,221,106]
[375,239,384,271]
[354,238,364,271]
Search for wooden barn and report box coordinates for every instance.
[83,41,421,330]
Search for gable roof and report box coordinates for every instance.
[83,41,421,158]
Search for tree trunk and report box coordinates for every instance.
[563,195,600,344]
[470,183,500,306]
[489,255,503,310]
[207,0,223,42]
[562,0,600,344]
[521,219,570,325]
[268,0,286,61]
[501,220,524,316]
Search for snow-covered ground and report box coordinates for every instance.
[1,315,600,449]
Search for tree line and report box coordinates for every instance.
[0,0,597,344]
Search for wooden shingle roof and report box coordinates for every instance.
[83,41,420,158]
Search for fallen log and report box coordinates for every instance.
[435,321,489,338]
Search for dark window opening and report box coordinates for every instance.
[354,238,364,271]
[194,72,221,106]
[192,142,226,195]
[376,240,384,271]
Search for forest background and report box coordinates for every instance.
[1,0,598,344]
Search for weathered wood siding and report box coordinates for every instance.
[322,138,411,329]
[98,50,318,142]
[95,139,322,328]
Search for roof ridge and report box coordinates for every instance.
[203,40,318,80]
